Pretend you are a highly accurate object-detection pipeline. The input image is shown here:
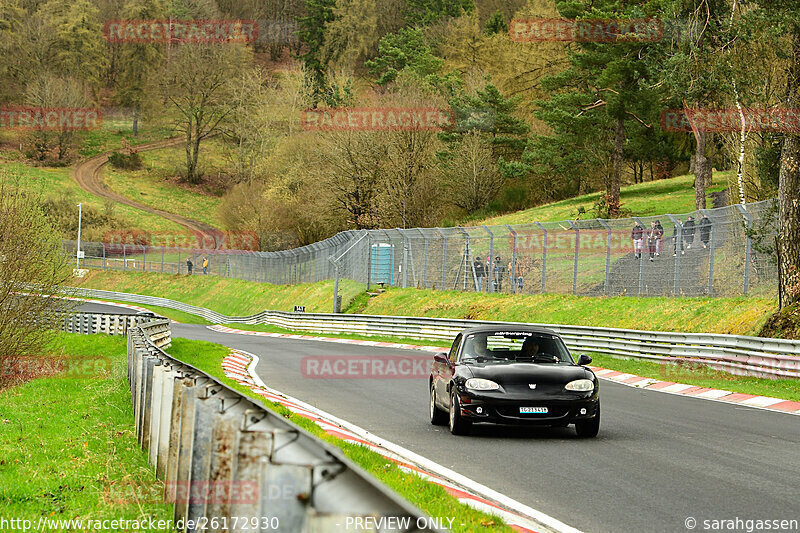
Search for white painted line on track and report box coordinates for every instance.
[233,350,582,533]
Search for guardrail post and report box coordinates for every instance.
[149,359,165,467]
[205,395,248,525]
[186,384,222,525]
[156,362,176,480]
[534,222,547,293]
[436,229,447,290]
[230,413,274,519]
[737,204,752,295]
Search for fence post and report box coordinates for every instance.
[417,229,428,289]
[435,229,447,290]
[482,226,494,293]
[598,219,611,296]
[700,209,715,295]
[506,225,518,294]
[402,232,409,289]
[161,246,165,273]
[142,245,146,272]
[123,244,127,271]
[534,222,547,294]
[568,220,579,295]
[102,243,106,270]
[737,205,752,296]
[667,215,681,296]
[633,217,645,296]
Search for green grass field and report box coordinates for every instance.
[103,138,228,229]
[0,333,171,523]
[476,172,731,226]
[1,161,185,235]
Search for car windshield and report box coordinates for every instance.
[460,331,573,365]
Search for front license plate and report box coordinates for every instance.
[519,407,549,414]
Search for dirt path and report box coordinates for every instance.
[71,137,225,248]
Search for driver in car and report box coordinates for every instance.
[521,337,539,357]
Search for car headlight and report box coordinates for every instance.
[565,379,594,391]
[465,378,500,391]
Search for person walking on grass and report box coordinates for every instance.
[647,221,661,262]
[187,258,193,275]
[202,256,209,275]
[631,222,644,259]
[655,220,664,256]
[699,215,712,248]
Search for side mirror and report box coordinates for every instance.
[433,353,449,364]
[577,354,593,366]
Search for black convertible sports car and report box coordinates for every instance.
[429,326,600,437]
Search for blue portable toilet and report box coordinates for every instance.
[370,243,395,285]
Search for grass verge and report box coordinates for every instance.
[78,271,364,316]
[589,353,800,401]
[77,270,775,336]
[166,338,513,532]
[0,333,171,523]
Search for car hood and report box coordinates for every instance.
[463,362,592,385]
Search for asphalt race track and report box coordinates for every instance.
[80,303,800,532]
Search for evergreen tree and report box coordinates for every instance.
[404,0,474,27]
[483,10,507,36]
[297,0,336,107]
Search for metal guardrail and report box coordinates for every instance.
[127,323,438,532]
[72,287,800,379]
[56,311,172,348]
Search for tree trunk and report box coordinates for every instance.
[694,130,711,210]
[132,107,139,137]
[778,31,800,306]
[608,117,625,218]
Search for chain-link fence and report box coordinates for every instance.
[64,199,779,298]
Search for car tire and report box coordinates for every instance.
[575,403,600,438]
[449,390,471,436]
[430,384,447,425]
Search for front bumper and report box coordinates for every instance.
[456,392,599,426]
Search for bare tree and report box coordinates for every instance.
[0,175,72,388]
[443,130,504,212]
[24,74,91,161]
[162,43,249,183]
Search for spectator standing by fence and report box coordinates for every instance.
[202,257,209,274]
[699,215,712,248]
[474,256,485,292]
[683,216,696,249]
[493,256,505,292]
[186,258,193,275]
[632,222,644,259]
